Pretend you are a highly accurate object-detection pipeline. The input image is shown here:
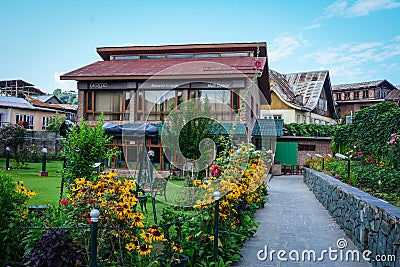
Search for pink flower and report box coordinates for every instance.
[357,151,362,156]
[334,174,339,179]
[253,59,262,69]
[211,165,220,177]
[60,198,69,205]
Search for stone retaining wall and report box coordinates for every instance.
[304,168,399,267]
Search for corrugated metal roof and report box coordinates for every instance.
[269,69,329,111]
[0,95,35,109]
[60,57,266,79]
[252,119,283,137]
[210,122,247,136]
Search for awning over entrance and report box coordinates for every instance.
[103,122,158,138]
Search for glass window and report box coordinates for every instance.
[221,52,248,57]
[166,54,192,59]
[16,114,34,129]
[198,90,233,120]
[42,116,51,130]
[87,91,93,111]
[136,90,175,121]
[114,55,139,60]
[140,55,165,59]
[193,53,219,58]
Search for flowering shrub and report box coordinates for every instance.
[161,142,270,265]
[0,171,36,262]
[61,171,179,265]
[388,133,400,170]
[0,124,26,165]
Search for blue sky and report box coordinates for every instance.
[0,0,399,93]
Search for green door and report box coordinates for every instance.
[275,142,297,165]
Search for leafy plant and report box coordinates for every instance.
[46,112,67,133]
[0,124,27,165]
[0,171,35,262]
[23,230,81,267]
[62,115,112,183]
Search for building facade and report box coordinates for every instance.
[332,80,397,117]
[61,42,270,170]
[261,69,336,125]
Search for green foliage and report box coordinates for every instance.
[46,112,67,133]
[163,98,213,161]
[311,158,400,207]
[333,102,400,163]
[0,124,27,164]
[53,88,78,105]
[62,116,112,183]
[0,171,33,261]
[284,123,338,137]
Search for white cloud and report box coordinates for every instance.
[54,72,76,92]
[300,37,400,83]
[268,36,309,62]
[320,0,400,20]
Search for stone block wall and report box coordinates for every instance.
[304,168,399,266]
[0,131,64,157]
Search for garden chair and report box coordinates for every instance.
[143,177,168,201]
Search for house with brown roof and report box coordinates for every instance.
[0,95,74,131]
[262,69,336,125]
[60,42,270,169]
[332,79,397,117]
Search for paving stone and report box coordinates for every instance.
[233,175,371,267]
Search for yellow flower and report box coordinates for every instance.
[193,180,202,186]
[137,244,153,256]
[125,242,136,251]
[140,230,153,243]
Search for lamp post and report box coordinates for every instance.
[315,154,324,170]
[147,149,157,224]
[39,148,48,176]
[5,147,10,171]
[90,209,100,267]
[335,153,350,184]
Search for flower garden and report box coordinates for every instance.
[0,141,271,267]
[305,102,400,207]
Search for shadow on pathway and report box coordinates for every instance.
[233,175,371,267]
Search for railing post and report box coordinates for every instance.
[213,191,221,262]
[5,147,10,170]
[90,209,100,267]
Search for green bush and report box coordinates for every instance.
[0,171,35,262]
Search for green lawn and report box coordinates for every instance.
[0,158,64,206]
[0,158,188,223]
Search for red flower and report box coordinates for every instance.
[87,199,96,204]
[60,198,69,205]
[253,59,262,70]
[87,218,92,224]
[357,151,362,156]
[211,165,220,177]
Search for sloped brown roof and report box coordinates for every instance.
[24,95,77,111]
[60,57,267,80]
[386,89,400,100]
[333,80,386,91]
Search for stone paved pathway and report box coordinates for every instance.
[234,175,371,267]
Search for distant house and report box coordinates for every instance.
[332,80,397,117]
[34,95,62,105]
[261,69,336,125]
[24,95,77,122]
[0,96,73,130]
